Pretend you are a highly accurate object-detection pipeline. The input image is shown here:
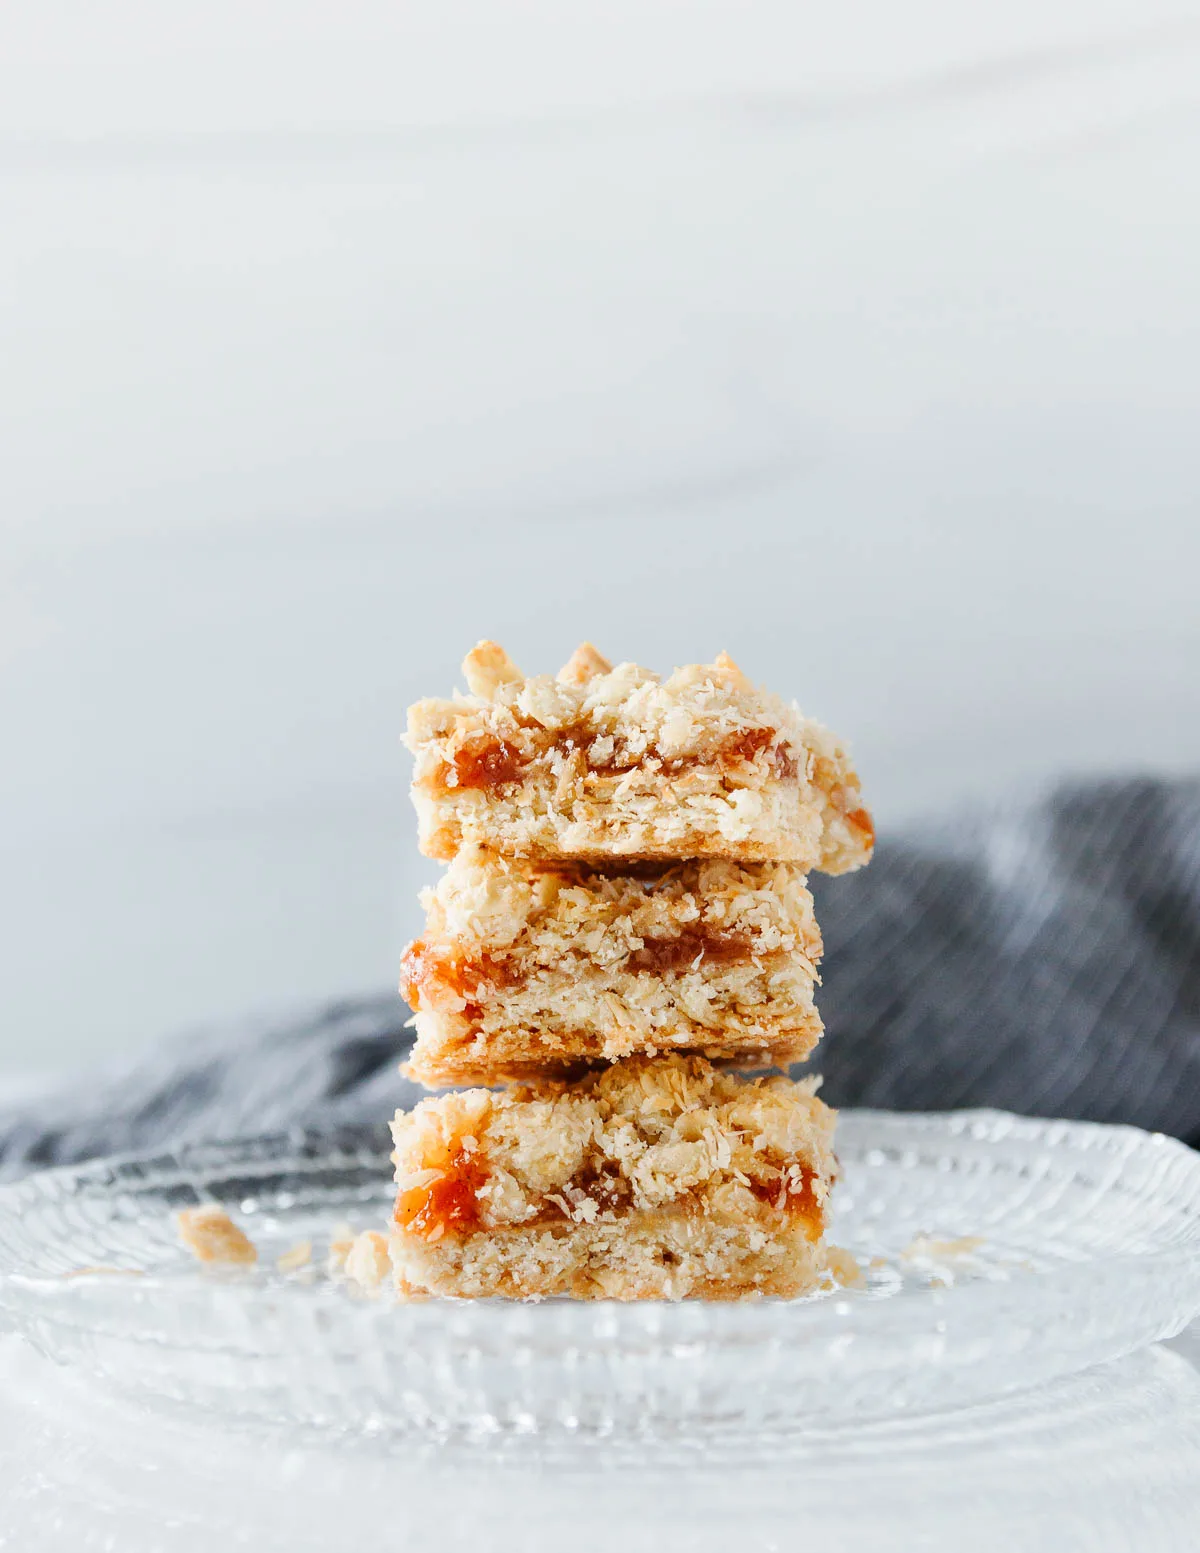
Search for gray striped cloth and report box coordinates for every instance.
[1,776,1197,1180]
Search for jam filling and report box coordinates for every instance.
[718,727,774,767]
[394,1141,488,1240]
[402,924,755,1014]
[434,723,799,793]
[628,927,752,975]
[749,1167,823,1240]
[773,746,800,780]
[394,1149,823,1242]
[550,859,681,884]
[399,941,518,1011]
[446,737,526,791]
[529,1159,823,1233]
[571,1160,635,1215]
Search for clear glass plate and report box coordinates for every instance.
[0,1109,1197,1440]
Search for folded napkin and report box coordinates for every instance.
[1,776,1196,1181]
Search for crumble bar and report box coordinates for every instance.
[406,643,872,871]
[401,847,824,1085]
[388,1054,837,1300]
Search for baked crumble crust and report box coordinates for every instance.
[406,643,872,871]
[388,1054,836,1300]
[401,848,824,1085]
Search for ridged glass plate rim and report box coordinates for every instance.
[1,1108,1197,1336]
[0,1109,1198,1434]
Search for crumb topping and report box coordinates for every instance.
[408,643,818,777]
[408,849,820,965]
[390,1055,835,1245]
[405,642,872,872]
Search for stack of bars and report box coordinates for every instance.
[388,642,873,1300]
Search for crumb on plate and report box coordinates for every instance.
[276,1239,313,1273]
[343,1230,392,1292]
[176,1204,258,1266]
[901,1234,985,1260]
[62,1264,145,1279]
[824,1244,865,1289]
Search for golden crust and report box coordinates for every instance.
[389,1214,829,1300]
[401,849,823,1086]
[404,1013,823,1088]
[405,644,872,872]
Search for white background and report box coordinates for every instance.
[2,3,1199,1075]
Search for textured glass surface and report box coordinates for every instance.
[3,1331,1200,1553]
[0,1110,1197,1438]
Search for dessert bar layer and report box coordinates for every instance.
[406,642,873,872]
[401,848,824,1086]
[389,1055,837,1300]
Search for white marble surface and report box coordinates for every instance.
[2,4,1200,1073]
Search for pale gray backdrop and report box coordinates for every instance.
[2,2,1199,1075]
